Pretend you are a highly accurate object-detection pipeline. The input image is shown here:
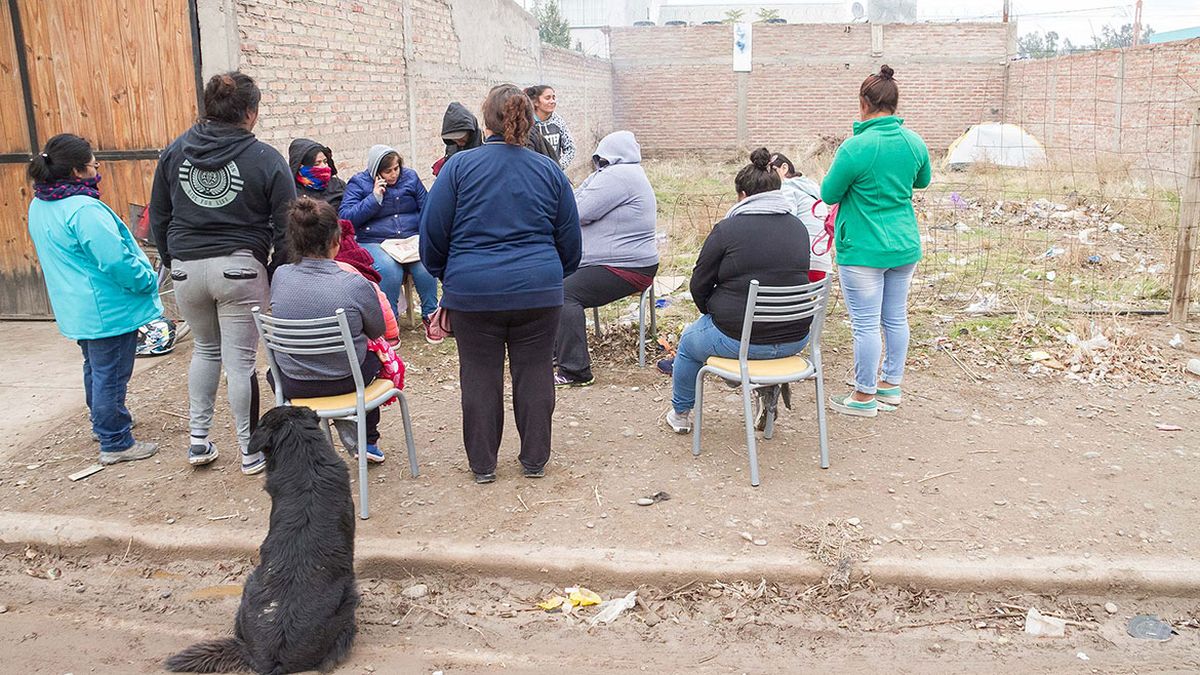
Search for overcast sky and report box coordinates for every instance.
[657,1,1200,42]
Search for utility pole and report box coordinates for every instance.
[1002,0,1010,23]
[1132,0,1143,47]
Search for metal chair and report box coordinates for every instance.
[692,278,830,486]
[252,307,418,520]
[591,285,657,367]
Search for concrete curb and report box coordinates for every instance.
[3,511,1198,596]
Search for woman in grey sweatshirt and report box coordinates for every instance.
[554,131,659,387]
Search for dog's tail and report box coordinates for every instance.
[163,637,251,673]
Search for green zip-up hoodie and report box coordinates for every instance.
[820,116,931,268]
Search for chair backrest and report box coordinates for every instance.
[735,278,830,364]
[251,307,364,407]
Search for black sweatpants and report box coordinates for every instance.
[449,306,561,475]
[269,352,383,444]
[555,264,658,381]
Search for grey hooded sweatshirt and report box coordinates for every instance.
[574,131,658,269]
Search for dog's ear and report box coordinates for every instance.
[249,407,287,458]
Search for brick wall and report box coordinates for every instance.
[230,0,614,182]
[610,22,1012,156]
[1006,38,1200,188]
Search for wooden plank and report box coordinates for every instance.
[18,1,63,146]
[0,0,30,152]
[153,1,197,140]
[1169,106,1200,323]
[116,0,154,148]
[0,163,50,317]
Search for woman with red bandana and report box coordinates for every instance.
[288,138,347,210]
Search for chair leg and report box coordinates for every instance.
[638,290,647,368]
[648,285,657,338]
[357,411,369,520]
[691,367,706,457]
[742,381,761,487]
[763,398,776,440]
[814,359,830,470]
[404,277,417,329]
[324,419,335,449]
[397,393,419,478]
[592,305,602,338]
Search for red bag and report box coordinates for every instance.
[810,202,838,256]
[427,307,453,341]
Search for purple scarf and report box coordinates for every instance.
[33,175,102,201]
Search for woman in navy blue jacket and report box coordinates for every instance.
[421,84,581,484]
[340,145,441,344]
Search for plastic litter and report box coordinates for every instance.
[589,590,638,626]
[1044,246,1066,258]
[1168,334,1184,349]
[537,586,603,612]
[1127,615,1175,641]
[1187,358,1200,376]
[1023,607,1067,637]
[1086,255,1102,264]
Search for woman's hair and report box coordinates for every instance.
[483,84,534,146]
[769,152,799,178]
[203,71,262,125]
[28,133,93,183]
[377,151,402,174]
[286,196,341,259]
[734,147,782,197]
[860,64,898,114]
[523,85,554,100]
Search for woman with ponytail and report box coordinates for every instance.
[419,83,581,484]
[821,65,931,418]
[663,148,813,435]
[27,134,162,465]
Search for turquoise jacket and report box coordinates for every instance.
[821,115,931,268]
[28,195,162,340]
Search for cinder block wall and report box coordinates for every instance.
[609,22,1012,156]
[225,0,615,181]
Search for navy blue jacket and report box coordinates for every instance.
[419,138,581,311]
[339,167,427,243]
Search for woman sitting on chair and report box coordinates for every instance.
[270,197,388,463]
[663,148,813,435]
[554,130,658,387]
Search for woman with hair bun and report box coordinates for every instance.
[27,133,162,465]
[149,71,296,474]
[270,197,390,463]
[663,147,813,435]
[420,83,581,484]
[821,64,931,418]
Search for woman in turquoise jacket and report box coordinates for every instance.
[27,134,162,464]
[821,65,931,418]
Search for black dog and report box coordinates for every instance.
[165,406,358,674]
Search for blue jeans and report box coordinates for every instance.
[672,314,810,413]
[361,243,439,319]
[838,262,917,394]
[79,331,138,453]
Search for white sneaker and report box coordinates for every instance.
[664,408,692,434]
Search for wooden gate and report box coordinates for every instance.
[0,0,201,318]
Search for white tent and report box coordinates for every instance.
[945,123,1047,169]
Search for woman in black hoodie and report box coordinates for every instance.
[288,138,347,209]
[149,72,296,476]
[432,102,482,177]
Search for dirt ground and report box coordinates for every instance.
[3,315,1199,567]
[2,545,1198,674]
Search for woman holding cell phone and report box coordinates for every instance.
[340,144,441,344]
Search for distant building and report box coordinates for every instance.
[1145,26,1200,44]
[657,2,849,25]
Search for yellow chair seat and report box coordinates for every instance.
[705,355,811,380]
[291,378,397,414]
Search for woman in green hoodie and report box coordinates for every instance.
[821,65,931,418]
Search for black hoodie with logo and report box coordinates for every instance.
[149,121,296,270]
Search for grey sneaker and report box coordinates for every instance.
[664,408,692,434]
[99,441,159,465]
[188,441,219,466]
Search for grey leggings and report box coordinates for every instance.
[172,251,268,452]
